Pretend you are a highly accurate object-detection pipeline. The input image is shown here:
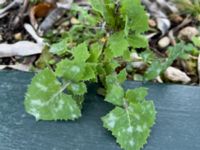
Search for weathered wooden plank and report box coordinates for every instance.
[0,71,200,150]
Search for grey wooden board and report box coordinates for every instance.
[0,71,200,150]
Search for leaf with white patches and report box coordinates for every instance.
[102,102,156,150]
[24,68,81,121]
[102,85,156,150]
[67,82,87,95]
[105,84,124,106]
[105,73,125,106]
[55,59,85,82]
[56,59,97,82]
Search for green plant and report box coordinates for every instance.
[174,0,200,19]
[24,1,156,150]
[192,36,200,47]
[144,42,197,80]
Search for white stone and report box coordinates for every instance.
[158,36,170,48]
[178,26,199,41]
[164,66,191,83]
[130,52,142,61]
[131,61,147,70]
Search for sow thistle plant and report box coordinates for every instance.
[24,0,156,150]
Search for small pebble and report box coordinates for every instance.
[14,33,22,41]
[169,14,183,24]
[164,66,191,84]
[70,17,80,25]
[178,26,199,41]
[52,29,58,34]
[130,52,142,61]
[59,29,66,34]
[61,21,70,27]
[158,36,170,48]
[148,19,156,28]
[131,61,147,70]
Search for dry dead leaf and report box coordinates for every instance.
[0,0,23,16]
[29,2,55,29]
[24,23,45,44]
[142,0,172,35]
[0,41,44,58]
[0,64,31,72]
[156,11,171,35]
[39,7,65,33]
[39,0,73,33]
[8,63,31,72]
[156,0,178,13]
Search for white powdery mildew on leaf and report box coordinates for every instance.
[54,99,64,112]
[30,108,40,120]
[127,126,133,133]
[25,68,81,121]
[143,123,147,130]
[69,106,74,112]
[107,113,117,128]
[35,82,48,92]
[102,101,156,150]
[134,113,140,120]
[71,66,80,74]
[129,139,135,146]
[30,99,45,107]
[117,131,121,137]
[71,114,78,119]
[71,84,80,91]
[136,125,143,133]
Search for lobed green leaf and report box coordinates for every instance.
[102,101,156,150]
[120,0,148,33]
[72,42,90,62]
[24,68,81,121]
[108,31,129,57]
